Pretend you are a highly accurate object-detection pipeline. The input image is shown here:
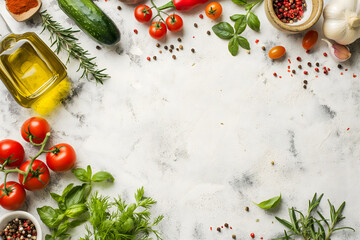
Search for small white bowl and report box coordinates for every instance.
[0,211,42,240]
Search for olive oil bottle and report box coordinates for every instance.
[0,14,69,113]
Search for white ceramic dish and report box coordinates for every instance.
[0,211,42,240]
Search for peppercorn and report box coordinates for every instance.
[96,46,101,50]
[316,62,320,67]
[117,6,122,10]
[297,57,302,61]
[156,43,160,48]
[207,31,211,35]
[307,62,312,67]
[217,227,221,232]
[292,70,296,74]
[179,45,183,50]
[338,64,343,69]
[303,85,307,89]
[261,46,266,51]
[164,46,168,50]
[271,161,275,165]
[153,56,157,60]
[172,55,176,59]
[232,234,236,239]
[194,23,198,28]
[298,65,302,69]
[170,45,174,49]
[177,38,182,42]
[224,223,229,228]
[169,49,173,53]
[245,206,249,211]
[191,48,195,53]
[176,48,179,51]
[303,80,308,84]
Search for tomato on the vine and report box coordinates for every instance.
[302,30,318,50]
[18,160,50,191]
[149,21,167,40]
[0,181,26,210]
[166,14,183,32]
[46,143,76,172]
[205,2,222,20]
[135,5,153,23]
[21,117,50,144]
[0,139,25,168]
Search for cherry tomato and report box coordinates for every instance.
[0,139,25,168]
[149,21,167,40]
[269,46,286,59]
[18,160,50,191]
[0,181,26,210]
[134,5,152,23]
[205,2,222,20]
[21,117,50,144]
[166,14,183,32]
[46,143,76,172]
[302,30,318,50]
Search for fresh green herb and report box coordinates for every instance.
[274,193,355,240]
[212,0,263,56]
[37,165,114,240]
[254,194,281,210]
[40,11,109,84]
[80,187,163,240]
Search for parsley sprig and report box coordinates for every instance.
[212,0,263,56]
[274,193,355,240]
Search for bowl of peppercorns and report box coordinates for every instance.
[265,0,323,33]
[0,211,41,240]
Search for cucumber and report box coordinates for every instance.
[57,0,120,45]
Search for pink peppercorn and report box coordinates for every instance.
[297,57,302,61]
[146,57,151,61]
[250,233,255,238]
[304,71,308,75]
[323,52,328,57]
[315,68,319,72]
[255,39,259,44]
[199,14,204,19]
[134,29,138,34]
[273,73,277,77]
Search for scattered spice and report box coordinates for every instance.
[292,70,296,74]
[153,56,157,60]
[307,62,312,67]
[245,206,250,211]
[179,45,183,50]
[273,72,278,77]
[297,57,302,61]
[261,46,266,51]
[194,23,198,28]
[0,218,37,240]
[177,38,182,42]
[207,31,211,35]
[316,62,319,67]
[96,45,101,50]
[303,80,308,84]
[303,85,307,89]
[117,6,122,10]
[169,49,173,53]
[224,223,229,228]
[170,45,174,49]
[159,50,162,54]
[232,234,236,239]
[199,14,204,19]
[191,48,195,53]
[298,65,302,69]
[338,64,343,69]
[306,50,310,54]
[246,50,251,54]
[146,57,151,61]
[255,39,259,44]
[315,68,319,72]
[164,46,168,50]
[134,29,138,34]
[304,71,308,75]
[156,43,160,48]
[250,233,255,238]
[323,52,328,57]
[172,55,176,59]
[271,161,275,165]
[176,48,179,51]
[217,227,221,232]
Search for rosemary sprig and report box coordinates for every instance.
[40,11,109,84]
[274,193,355,240]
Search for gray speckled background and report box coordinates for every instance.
[0,0,360,239]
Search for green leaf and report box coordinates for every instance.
[62,183,74,197]
[247,12,261,31]
[65,184,89,208]
[92,171,114,183]
[69,218,88,228]
[72,168,91,182]
[237,36,250,50]
[65,204,88,218]
[45,235,54,240]
[212,22,234,40]
[254,194,281,209]
[87,165,92,179]
[275,216,294,230]
[37,206,65,228]
[50,193,62,203]
[135,187,145,203]
[234,15,247,34]
[228,37,239,56]
[232,0,247,5]
[230,14,245,21]
[55,220,70,237]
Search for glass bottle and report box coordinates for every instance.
[0,14,69,111]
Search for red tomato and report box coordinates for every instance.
[0,181,26,210]
[269,46,286,59]
[0,139,25,168]
[46,143,76,172]
[134,5,152,23]
[302,30,318,50]
[149,21,167,40]
[21,117,50,144]
[166,14,183,32]
[18,160,50,191]
[205,2,222,20]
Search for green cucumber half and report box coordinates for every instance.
[58,0,120,45]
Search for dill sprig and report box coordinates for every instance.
[274,193,355,240]
[40,11,109,84]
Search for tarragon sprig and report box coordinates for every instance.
[274,193,355,240]
[40,11,109,84]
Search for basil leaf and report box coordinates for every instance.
[50,193,62,203]
[234,16,247,34]
[237,36,250,50]
[230,14,245,22]
[254,194,281,209]
[245,1,258,11]
[247,12,261,32]
[72,168,90,182]
[45,235,54,240]
[87,165,92,179]
[232,0,247,5]
[92,171,115,183]
[65,204,88,218]
[212,22,234,40]
[69,218,88,228]
[37,206,65,228]
[65,184,88,208]
[55,220,69,237]
[228,37,239,56]
[62,183,74,197]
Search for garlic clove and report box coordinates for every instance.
[322,39,351,62]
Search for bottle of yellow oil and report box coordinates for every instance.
[0,14,70,115]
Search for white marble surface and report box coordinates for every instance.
[1,0,360,239]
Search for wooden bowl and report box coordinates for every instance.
[6,0,42,22]
[265,0,323,33]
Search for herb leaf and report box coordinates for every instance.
[254,194,281,209]
[234,15,247,34]
[212,22,234,39]
[237,36,250,50]
[228,37,239,56]
[230,14,245,21]
[37,206,65,228]
[247,12,261,31]
[72,168,91,182]
[92,171,114,183]
[232,0,247,5]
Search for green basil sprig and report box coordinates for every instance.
[253,194,281,210]
[213,0,263,56]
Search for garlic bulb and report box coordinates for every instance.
[322,39,352,62]
[323,0,360,45]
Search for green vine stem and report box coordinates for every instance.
[0,132,52,193]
